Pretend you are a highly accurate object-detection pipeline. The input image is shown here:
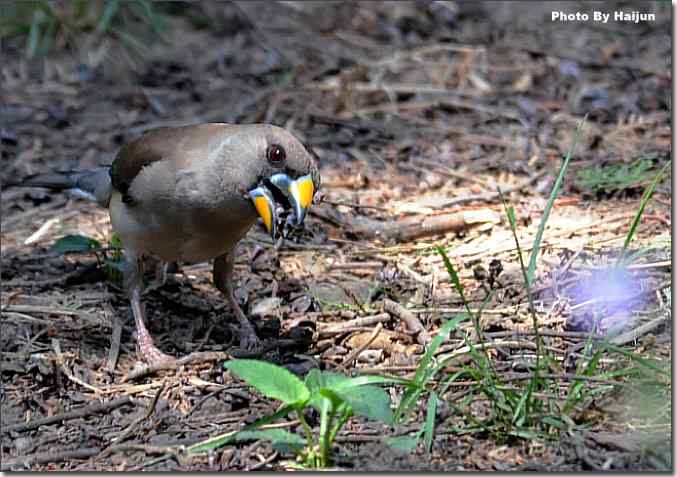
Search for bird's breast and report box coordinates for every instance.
[109,191,257,262]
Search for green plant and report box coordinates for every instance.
[0,0,166,58]
[616,160,671,267]
[404,115,635,441]
[576,158,656,195]
[187,360,404,468]
[388,313,469,453]
[50,233,125,283]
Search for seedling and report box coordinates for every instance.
[50,233,125,284]
[187,360,404,468]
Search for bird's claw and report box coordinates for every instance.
[229,327,264,358]
[137,327,176,365]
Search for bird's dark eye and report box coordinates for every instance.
[267,144,286,164]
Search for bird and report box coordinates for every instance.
[12,123,320,365]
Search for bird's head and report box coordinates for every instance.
[243,125,320,240]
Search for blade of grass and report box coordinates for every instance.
[423,392,438,454]
[27,9,43,58]
[617,160,671,266]
[436,245,470,314]
[97,0,120,34]
[526,114,588,285]
[393,314,468,423]
[601,342,670,377]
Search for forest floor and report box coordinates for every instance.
[1,1,671,471]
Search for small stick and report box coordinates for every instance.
[318,313,391,337]
[2,396,133,433]
[52,338,104,394]
[106,312,122,373]
[23,217,60,245]
[1,447,102,468]
[610,315,669,346]
[335,323,383,372]
[108,381,167,445]
[383,299,430,345]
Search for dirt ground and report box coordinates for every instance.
[0,1,671,471]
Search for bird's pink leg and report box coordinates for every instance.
[125,251,176,365]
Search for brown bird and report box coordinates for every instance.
[14,123,320,365]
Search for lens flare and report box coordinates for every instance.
[566,268,643,337]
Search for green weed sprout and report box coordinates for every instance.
[187,360,404,468]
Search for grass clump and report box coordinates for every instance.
[0,0,167,58]
[393,114,670,446]
[576,157,657,196]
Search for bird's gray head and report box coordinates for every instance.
[240,124,320,240]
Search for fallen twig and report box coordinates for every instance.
[2,396,134,434]
[383,299,430,345]
[335,323,383,371]
[318,313,391,338]
[610,315,669,346]
[110,381,167,445]
[312,205,498,242]
[106,311,122,373]
[53,338,104,394]
[123,351,230,382]
[1,447,102,469]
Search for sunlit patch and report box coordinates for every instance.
[566,268,643,337]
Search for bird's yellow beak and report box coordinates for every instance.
[249,173,315,239]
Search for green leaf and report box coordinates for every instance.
[512,378,533,425]
[50,234,101,253]
[134,0,165,36]
[332,384,393,425]
[27,9,43,58]
[576,158,655,194]
[188,428,305,456]
[187,403,296,454]
[526,114,587,285]
[423,392,438,454]
[317,387,345,410]
[436,246,467,303]
[415,314,468,384]
[235,429,305,453]
[394,314,467,423]
[541,416,568,430]
[307,370,349,412]
[384,434,420,453]
[105,259,125,272]
[110,233,123,249]
[337,375,410,388]
[601,342,670,377]
[310,370,351,389]
[617,160,671,265]
[304,368,322,392]
[224,360,310,405]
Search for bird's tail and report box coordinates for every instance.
[9,167,113,207]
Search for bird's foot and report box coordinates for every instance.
[230,325,264,358]
[137,328,176,365]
